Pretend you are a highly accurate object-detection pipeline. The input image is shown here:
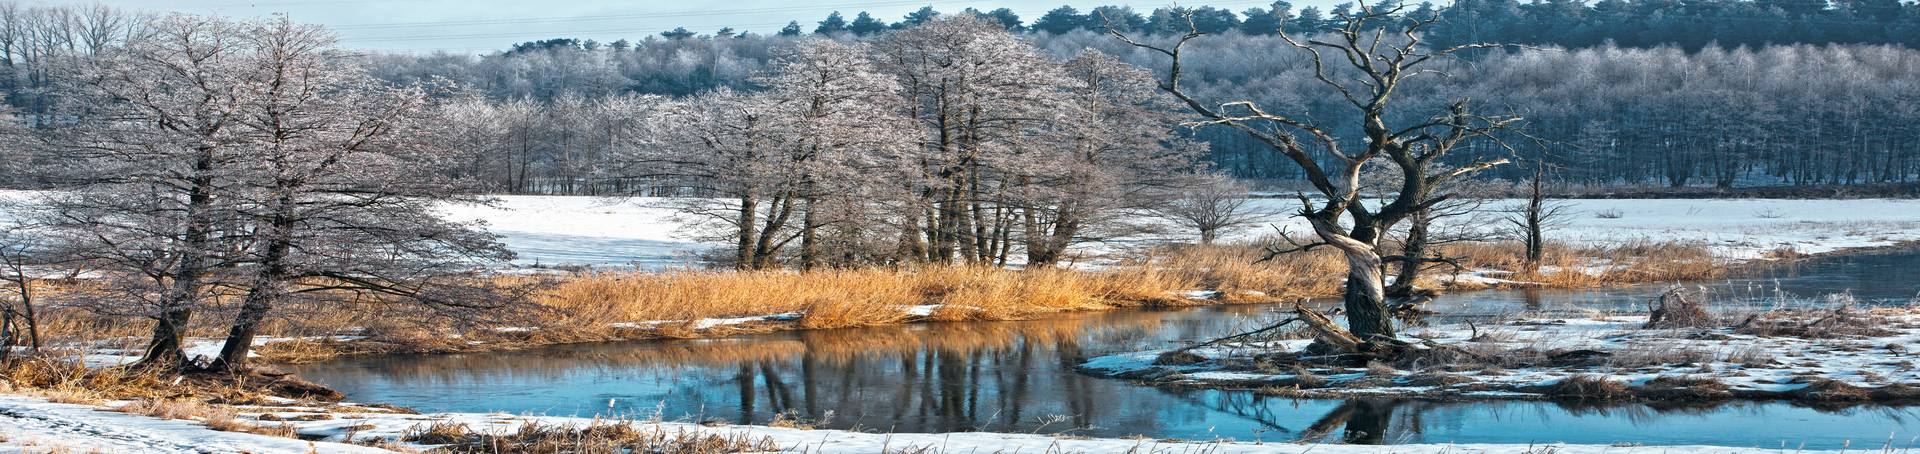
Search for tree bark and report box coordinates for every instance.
[735,194,758,270]
[142,306,193,368]
[213,201,294,372]
[1295,302,1363,352]
[798,196,820,271]
[8,267,39,349]
[1386,210,1429,298]
[1339,250,1395,340]
[1309,216,1397,340]
[1522,166,1546,273]
[140,148,217,368]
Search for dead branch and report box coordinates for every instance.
[1256,225,1329,264]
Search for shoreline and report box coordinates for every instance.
[1076,304,1920,405]
[0,248,1911,452]
[232,241,1911,366]
[0,394,1889,453]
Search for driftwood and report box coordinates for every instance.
[1292,302,1497,365]
[1166,301,1496,369]
[1295,302,1365,352]
[1170,315,1303,355]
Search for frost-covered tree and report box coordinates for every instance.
[756,39,914,269]
[1155,172,1269,245]
[32,14,263,367]
[207,17,514,371]
[624,39,910,270]
[1014,50,1202,266]
[874,15,1078,265]
[26,14,514,370]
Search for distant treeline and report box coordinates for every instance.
[3,1,1919,191]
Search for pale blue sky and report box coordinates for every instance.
[34,0,1330,53]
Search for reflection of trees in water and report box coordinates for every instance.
[1281,398,1920,445]
[294,294,1920,441]
[1297,399,1401,444]
[584,310,1190,432]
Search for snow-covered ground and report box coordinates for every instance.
[1081,307,1920,400]
[0,395,1870,454]
[69,335,366,368]
[456,196,1920,267]
[1422,198,1920,260]
[0,396,387,454]
[437,195,707,269]
[10,191,1920,267]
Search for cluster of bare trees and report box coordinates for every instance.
[441,17,1210,270]
[0,8,1236,369]
[5,4,1920,193]
[1051,33,1920,187]
[323,31,1920,192]
[3,14,516,371]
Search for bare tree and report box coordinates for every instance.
[1506,162,1572,273]
[208,17,516,371]
[756,39,914,270]
[1014,50,1201,267]
[0,226,46,353]
[34,14,259,368]
[874,15,1077,266]
[1155,172,1270,245]
[1111,4,1523,341]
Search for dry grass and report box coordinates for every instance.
[1133,244,1345,302]
[1732,301,1904,339]
[410,419,782,454]
[404,420,474,444]
[535,266,1197,337]
[1440,240,1723,288]
[115,397,299,438]
[1532,374,1630,400]
[0,356,340,405]
[14,236,1728,365]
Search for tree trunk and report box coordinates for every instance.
[1386,210,1429,298]
[1340,251,1395,340]
[751,192,795,269]
[9,267,39,349]
[798,196,820,271]
[213,205,294,372]
[1522,166,1546,273]
[140,149,216,368]
[142,306,193,368]
[735,194,758,270]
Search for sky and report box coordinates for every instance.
[35,0,1325,54]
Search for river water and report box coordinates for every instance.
[294,249,1920,449]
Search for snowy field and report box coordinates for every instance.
[9,192,1920,268]
[0,395,1874,454]
[436,195,707,269]
[453,196,1920,267]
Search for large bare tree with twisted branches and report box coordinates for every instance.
[1111,3,1525,343]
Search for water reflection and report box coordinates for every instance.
[295,249,1920,448]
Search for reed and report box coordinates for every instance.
[10,237,1728,363]
[535,265,1199,332]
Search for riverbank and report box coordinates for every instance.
[11,194,1920,366]
[0,394,1889,453]
[6,195,1920,451]
[1079,300,1920,404]
[24,237,1728,367]
[4,248,1916,452]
